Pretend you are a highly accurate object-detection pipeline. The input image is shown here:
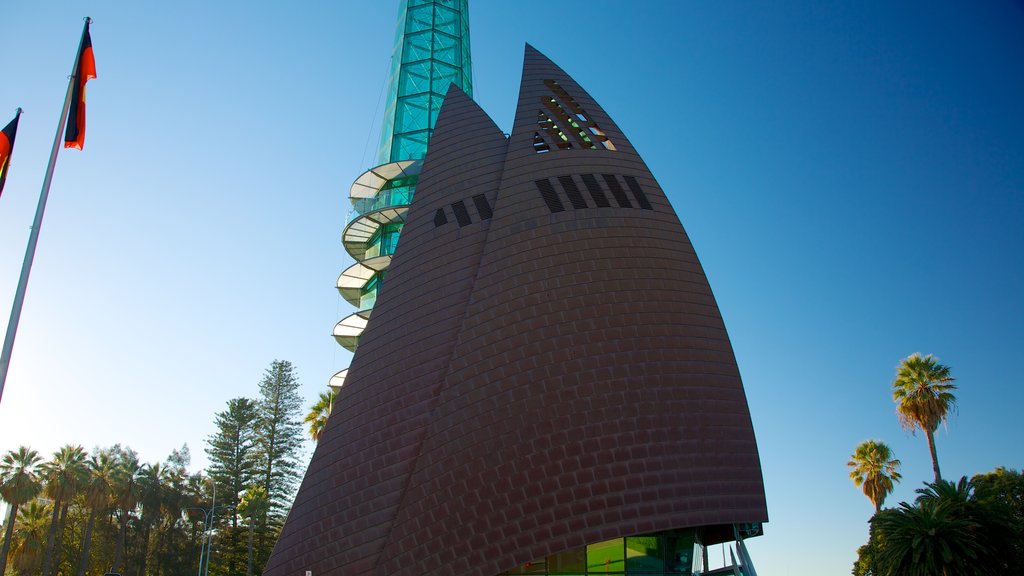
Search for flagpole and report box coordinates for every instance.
[0,17,91,405]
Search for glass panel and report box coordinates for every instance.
[547,547,586,574]
[406,4,433,34]
[393,131,429,160]
[359,279,378,311]
[396,94,430,133]
[432,31,461,65]
[587,538,624,573]
[665,530,697,575]
[430,61,460,94]
[625,536,665,573]
[402,31,433,63]
[399,61,431,95]
[434,4,459,35]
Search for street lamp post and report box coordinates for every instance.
[185,506,210,576]
[187,478,221,576]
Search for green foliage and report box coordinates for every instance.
[304,388,336,442]
[848,440,902,513]
[971,468,1024,573]
[861,475,1020,576]
[39,444,87,576]
[0,359,309,576]
[256,359,304,517]
[205,397,261,539]
[892,353,957,482]
[0,445,42,576]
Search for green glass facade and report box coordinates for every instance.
[499,529,702,575]
[377,0,473,164]
[336,0,473,353]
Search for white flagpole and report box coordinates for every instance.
[0,17,91,405]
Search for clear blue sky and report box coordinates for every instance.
[1,1,1022,574]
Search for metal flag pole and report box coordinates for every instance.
[0,17,91,405]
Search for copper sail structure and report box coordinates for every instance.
[267,44,767,576]
[334,0,473,361]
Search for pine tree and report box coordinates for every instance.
[256,361,303,513]
[205,398,260,576]
[254,360,304,567]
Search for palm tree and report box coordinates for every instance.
[76,450,117,576]
[136,462,165,576]
[0,446,43,576]
[10,500,49,576]
[848,440,902,513]
[39,444,88,576]
[892,353,957,483]
[111,448,145,573]
[872,499,988,576]
[304,388,337,442]
[238,485,269,576]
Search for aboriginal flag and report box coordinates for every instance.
[64,20,96,150]
[0,109,21,198]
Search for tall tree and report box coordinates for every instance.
[304,388,336,442]
[892,353,957,483]
[39,444,88,576]
[206,398,260,576]
[76,449,117,576]
[9,500,49,576]
[111,446,144,574]
[135,462,165,576]
[238,485,269,576]
[206,398,260,520]
[848,440,902,513]
[0,446,43,576]
[255,360,304,567]
[256,360,303,514]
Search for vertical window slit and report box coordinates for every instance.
[472,194,493,220]
[602,174,632,208]
[623,175,653,210]
[450,200,472,227]
[535,179,565,213]
[558,176,588,209]
[581,174,610,207]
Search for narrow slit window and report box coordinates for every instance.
[581,174,610,207]
[602,174,632,208]
[623,175,653,210]
[535,179,565,213]
[450,200,472,227]
[434,207,448,227]
[472,194,493,220]
[558,176,588,209]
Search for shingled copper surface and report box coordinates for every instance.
[265,46,766,576]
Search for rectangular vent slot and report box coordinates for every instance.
[433,208,448,227]
[535,179,565,213]
[581,174,610,207]
[602,174,632,208]
[623,175,653,210]
[450,200,472,227]
[472,194,493,220]
[558,176,588,209]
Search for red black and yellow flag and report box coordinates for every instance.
[64,20,96,150]
[0,108,22,198]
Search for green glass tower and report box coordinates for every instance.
[333,0,473,372]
